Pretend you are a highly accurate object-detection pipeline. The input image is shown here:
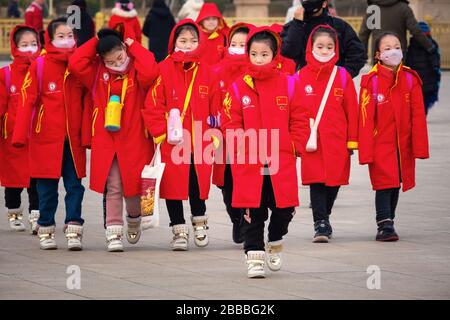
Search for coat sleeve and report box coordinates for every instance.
[127,40,159,91]
[341,21,367,78]
[289,80,309,156]
[68,37,99,90]
[409,74,429,159]
[81,92,93,148]
[142,75,167,144]
[134,17,143,44]
[358,76,376,165]
[342,71,359,149]
[280,20,306,65]
[12,64,38,147]
[404,5,433,52]
[221,83,245,160]
[142,12,151,38]
[0,70,7,117]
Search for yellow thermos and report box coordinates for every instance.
[105,95,122,132]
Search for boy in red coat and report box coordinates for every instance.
[358,32,429,241]
[196,2,229,65]
[296,25,359,243]
[143,19,221,251]
[222,27,304,278]
[212,22,251,244]
[68,28,159,252]
[0,25,40,233]
[12,17,87,251]
[108,0,142,44]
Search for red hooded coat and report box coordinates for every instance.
[142,19,221,200]
[68,36,159,197]
[0,25,41,187]
[358,62,429,191]
[221,27,303,208]
[196,3,229,65]
[108,7,142,44]
[296,25,359,186]
[12,28,87,180]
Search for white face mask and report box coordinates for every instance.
[174,47,194,53]
[18,46,38,54]
[228,47,245,55]
[52,38,76,49]
[312,50,335,63]
[106,55,130,73]
[380,49,403,67]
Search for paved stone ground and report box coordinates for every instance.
[0,65,449,300]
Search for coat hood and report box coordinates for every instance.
[227,22,254,46]
[196,3,228,31]
[111,7,138,19]
[305,24,339,70]
[10,24,41,66]
[168,19,205,62]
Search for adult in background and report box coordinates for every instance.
[359,0,435,58]
[281,0,366,77]
[142,0,176,62]
[177,0,204,22]
[8,0,21,18]
[71,0,95,47]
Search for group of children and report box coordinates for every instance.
[0,3,429,279]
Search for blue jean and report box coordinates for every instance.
[37,141,85,227]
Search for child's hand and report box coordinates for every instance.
[125,38,134,47]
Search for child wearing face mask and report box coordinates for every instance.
[296,25,359,243]
[12,17,88,251]
[222,27,304,278]
[142,19,221,251]
[68,28,159,252]
[211,22,251,244]
[358,32,429,242]
[195,3,229,65]
[0,25,41,234]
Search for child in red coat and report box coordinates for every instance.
[108,0,142,43]
[212,22,251,244]
[0,25,40,233]
[358,32,429,241]
[143,19,221,251]
[222,27,304,278]
[296,25,359,243]
[195,2,229,65]
[68,28,159,252]
[12,17,87,251]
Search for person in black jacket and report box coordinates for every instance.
[8,0,21,18]
[142,0,176,62]
[281,0,367,77]
[406,22,441,116]
[71,0,95,47]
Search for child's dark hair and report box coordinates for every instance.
[47,16,70,41]
[311,27,337,45]
[174,24,199,42]
[232,26,250,37]
[247,31,278,56]
[96,28,124,56]
[373,31,402,62]
[14,27,38,46]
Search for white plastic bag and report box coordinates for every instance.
[140,143,165,229]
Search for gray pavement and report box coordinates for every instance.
[0,69,449,300]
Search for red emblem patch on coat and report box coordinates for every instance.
[199,85,209,95]
[334,88,344,97]
[276,96,288,106]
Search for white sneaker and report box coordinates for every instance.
[126,216,141,244]
[7,208,26,231]
[29,210,40,235]
[171,224,189,251]
[191,215,209,247]
[106,225,124,252]
[266,240,283,271]
[38,225,57,250]
[246,250,266,278]
[65,224,83,251]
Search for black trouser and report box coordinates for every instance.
[4,178,39,213]
[166,162,206,226]
[310,183,340,222]
[243,175,295,253]
[220,164,244,225]
[375,188,400,222]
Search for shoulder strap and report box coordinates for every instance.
[3,66,11,97]
[372,75,378,102]
[36,56,44,95]
[339,66,347,90]
[232,82,241,102]
[405,71,413,91]
[287,74,296,102]
[312,66,338,129]
[181,64,199,123]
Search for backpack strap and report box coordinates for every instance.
[3,65,11,97]
[232,82,241,102]
[405,71,413,91]
[287,74,297,103]
[371,75,378,102]
[339,66,347,90]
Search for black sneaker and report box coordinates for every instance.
[376,220,399,242]
[313,220,332,243]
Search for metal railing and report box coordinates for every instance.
[0,16,448,68]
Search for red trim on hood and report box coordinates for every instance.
[195,3,229,31]
[10,24,41,59]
